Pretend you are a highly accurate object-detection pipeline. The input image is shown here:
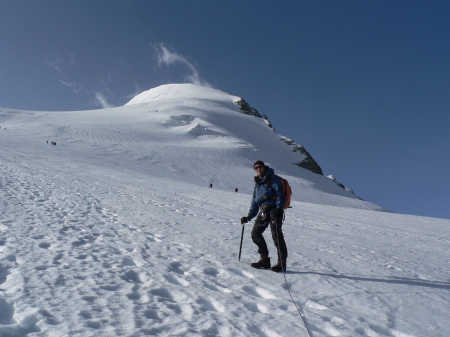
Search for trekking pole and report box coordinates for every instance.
[238,223,245,261]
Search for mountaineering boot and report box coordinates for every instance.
[270,260,286,272]
[250,255,271,269]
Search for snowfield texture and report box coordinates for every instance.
[0,84,448,337]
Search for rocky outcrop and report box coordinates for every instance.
[236,98,277,132]
[281,137,323,175]
[235,98,323,175]
[327,175,363,200]
[235,98,263,118]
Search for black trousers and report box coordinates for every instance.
[251,204,288,261]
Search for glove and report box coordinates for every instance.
[240,216,249,224]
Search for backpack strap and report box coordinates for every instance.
[265,174,277,200]
[265,174,275,188]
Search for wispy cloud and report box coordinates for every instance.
[46,51,83,94]
[94,92,113,109]
[45,50,75,74]
[46,51,115,108]
[59,80,83,94]
[153,43,212,87]
[45,56,64,74]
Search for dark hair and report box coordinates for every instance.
[253,160,265,168]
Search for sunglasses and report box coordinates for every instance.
[254,165,264,170]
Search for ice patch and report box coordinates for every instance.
[187,123,223,137]
[163,114,195,127]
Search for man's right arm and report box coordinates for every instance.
[247,188,259,220]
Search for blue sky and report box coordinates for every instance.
[1,1,449,219]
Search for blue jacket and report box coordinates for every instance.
[247,166,286,219]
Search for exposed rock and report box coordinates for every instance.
[327,175,363,200]
[235,98,323,175]
[281,137,323,175]
[235,98,263,118]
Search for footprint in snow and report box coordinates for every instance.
[85,320,102,329]
[150,287,173,301]
[78,310,92,319]
[202,281,232,294]
[203,267,219,277]
[168,261,184,275]
[38,242,51,249]
[126,284,141,300]
[305,299,329,310]
[52,252,64,265]
[164,273,189,286]
[143,308,160,321]
[121,256,136,266]
[40,309,59,325]
[0,265,10,284]
[242,285,277,299]
[229,267,255,279]
[0,298,15,325]
[244,302,269,313]
[81,295,97,303]
[121,270,142,284]
[196,297,226,312]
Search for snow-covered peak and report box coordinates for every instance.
[0,83,369,206]
[125,83,239,106]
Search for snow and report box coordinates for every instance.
[0,84,449,337]
[125,83,240,106]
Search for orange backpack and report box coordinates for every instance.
[267,175,292,210]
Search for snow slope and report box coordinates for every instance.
[0,84,448,337]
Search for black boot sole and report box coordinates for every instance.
[270,268,284,272]
[250,264,271,269]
